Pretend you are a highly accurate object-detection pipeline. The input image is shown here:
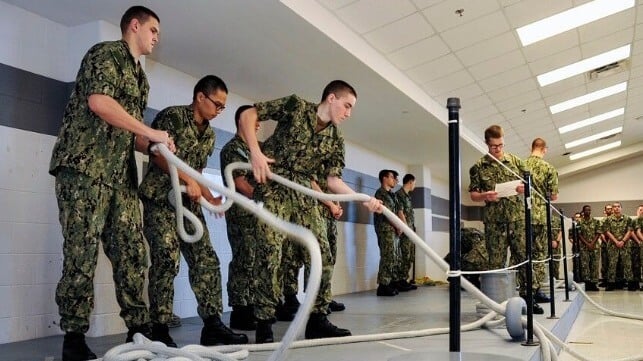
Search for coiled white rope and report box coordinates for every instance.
[103,145,642,361]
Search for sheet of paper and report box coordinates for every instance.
[494,180,522,198]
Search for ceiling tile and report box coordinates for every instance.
[522,31,579,63]
[455,31,520,67]
[439,11,511,51]
[422,69,475,96]
[406,53,463,84]
[528,46,582,76]
[502,0,574,29]
[496,94,545,114]
[364,13,434,53]
[422,0,500,32]
[487,78,539,103]
[479,64,532,92]
[440,82,484,100]
[462,106,503,123]
[468,49,526,81]
[538,75,586,98]
[464,94,493,112]
[387,35,450,70]
[580,29,634,57]
[336,0,416,34]
[318,0,359,10]
[578,9,635,43]
[411,0,444,10]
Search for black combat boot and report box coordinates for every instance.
[520,295,544,315]
[392,280,414,292]
[627,281,640,291]
[585,281,599,291]
[126,324,152,342]
[283,294,301,314]
[62,332,97,361]
[151,323,177,347]
[328,299,346,312]
[255,319,274,344]
[534,288,551,303]
[230,305,257,330]
[305,313,351,339]
[376,283,398,296]
[275,301,295,321]
[200,316,248,345]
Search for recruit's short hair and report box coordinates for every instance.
[193,75,228,101]
[402,173,415,184]
[120,6,160,34]
[378,169,398,183]
[484,125,504,143]
[321,80,357,102]
[234,105,254,129]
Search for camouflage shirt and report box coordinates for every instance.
[256,95,344,185]
[374,187,398,231]
[49,40,149,188]
[315,172,335,220]
[524,155,559,224]
[603,214,633,239]
[637,216,643,231]
[139,105,215,206]
[219,134,256,219]
[395,188,414,230]
[468,153,527,223]
[578,217,601,241]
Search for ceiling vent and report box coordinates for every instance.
[588,59,629,80]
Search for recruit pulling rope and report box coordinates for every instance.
[101,144,643,361]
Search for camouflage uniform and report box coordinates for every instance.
[525,155,558,291]
[468,153,528,293]
[252,95,340,320]
[220,135,259,308]
[374,187,400,285]
[49,40,150,333]
[599,216,611,282]
[634,217,643,282]
[602,215,634,283]
[550,215,563,279]
[139,105,223,324]
[577,217,601,283]
[395,187,415,281]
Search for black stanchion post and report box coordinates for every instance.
[446,97,461,353]
[545,196,557,319]
[572,221,582,283]
[522,172,538,346]
[560,210,571,302]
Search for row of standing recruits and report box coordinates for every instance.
[468,125,559,315]
[572,203,643,291]
[49,5,383,361]
[374,170,419,296]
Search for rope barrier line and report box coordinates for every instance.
[101,144,641,361]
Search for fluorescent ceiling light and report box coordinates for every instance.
[558,108,624,134]
[550,82,627,114]
[537,45,631,86]
[569,140,621,160]
[517,0,634,46]
[564,127,623,149]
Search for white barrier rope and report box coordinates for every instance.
[103,145,641,361]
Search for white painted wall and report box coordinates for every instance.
[0,2,428,343]
[558,154,643,203]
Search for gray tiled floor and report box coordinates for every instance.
[0,284,588,361]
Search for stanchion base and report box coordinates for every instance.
[547,316,559,319]
[389,351,523,361]
[521,340,540,347]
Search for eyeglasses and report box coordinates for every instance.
[487,143,504,150]
[205,96,226,112]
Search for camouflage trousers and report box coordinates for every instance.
[607,242,633,282]
[226,208,257,307]
[531,225,547,290]
[395,234,414,281]
[142,199,222,324]
[484,222,529,293]
[54,168,149,333]
[579,244,600,283]
[631,242,641,282]
[600,241,608,280]
[376,225,399,285]
[254,183,332,320]
[282,214,339,297]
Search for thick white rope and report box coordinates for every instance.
[104,145,642,361]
